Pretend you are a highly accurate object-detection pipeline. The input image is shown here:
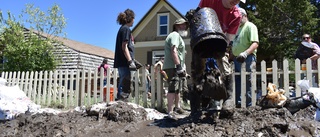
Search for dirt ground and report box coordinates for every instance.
[0,101,319,137]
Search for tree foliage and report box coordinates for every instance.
[0,4,66,71]
[240,0,319,62]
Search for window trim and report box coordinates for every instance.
[157,13,169,36]
[152,50,164,65]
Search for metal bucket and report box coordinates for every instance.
[189,7,227,58]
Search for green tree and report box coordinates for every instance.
[310,0,320,44]
[240,0,319,62]
[0,4,66,71]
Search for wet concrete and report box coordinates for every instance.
[0,101,319,137]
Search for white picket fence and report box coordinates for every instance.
[0,58,318,109]
[0,66,164,109]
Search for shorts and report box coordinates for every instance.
[164,68,188,94]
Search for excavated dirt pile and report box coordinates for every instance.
[0,101,319,137]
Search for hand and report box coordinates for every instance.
[128,60,137,71]
[134,60,143,69]
[236,51,248,63]
[160,70,168,80]
[176,64,186,77]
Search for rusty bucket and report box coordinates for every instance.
[189,7,227,58]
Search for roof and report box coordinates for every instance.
[26,28,114,59]
[132,0,185,33]
[54,36,114,59]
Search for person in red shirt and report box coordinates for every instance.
[98,59,110,86]
[199,0,244,42]
[190,0,245,113]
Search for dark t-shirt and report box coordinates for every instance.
[114,25,135,68]
[294,44,314,60]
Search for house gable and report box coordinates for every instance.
[132,0,186,44]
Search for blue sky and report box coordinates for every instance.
[0,0,199,52]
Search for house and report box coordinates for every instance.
[53,36,114,70]
[0,28,114,71]
[132,0,192,76]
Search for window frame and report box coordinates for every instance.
[157,13,169,36]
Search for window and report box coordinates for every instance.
[158,13,169,36]
[152,50,164,65]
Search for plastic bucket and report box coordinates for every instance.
[103,87,114,101]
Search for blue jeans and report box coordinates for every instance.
[117,67,131,99]
[146,79,150,93]
[234,54,256,106]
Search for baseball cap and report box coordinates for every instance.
[238,7,247,15]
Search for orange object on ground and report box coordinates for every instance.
[103,87,114,101]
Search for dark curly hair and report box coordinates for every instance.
[117,9,135,25]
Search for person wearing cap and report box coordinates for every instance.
[195,0,246,112]
[232,8,259,107]
[163,18,188,118]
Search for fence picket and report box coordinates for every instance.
[75,70,80,106]
[80,69,85,106]
[106,67,111,102]
[32,71,38,102]
[142,67,147,107]
[251,62,257,106]
[24,71,29,95]
[93,69,98,103]
[28,71,34,98]
[150,66,156,108]
[16,71,21,88]
[47,71,53,106]
[12,71,16,86]
[58,70,63,103]
[295,59,302,97]
[64,70,68,107]
[272,60,278,86]
[69,71,74,106]
[8,72,12,86]
[261,61,267,96]
[37,71,43,105]
[134,70,140,104]
[240,63,246,108]
[53,70,58,103]
[87,70,92,106]
[20,71,25,90]
[42,71,48,105]
[283,59,290,97]
[99,68,104,102]
[306,59,313,86]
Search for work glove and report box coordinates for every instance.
[236,51,248,63]
[128,60,137,71]
[128,59,143,71]
[134,60,143,70]
[176,64,186,77]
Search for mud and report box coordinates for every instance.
[0,101,319,137]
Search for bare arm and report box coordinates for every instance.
[171,45,180,65]
[244,42,259,54]
[121,41,132,61]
